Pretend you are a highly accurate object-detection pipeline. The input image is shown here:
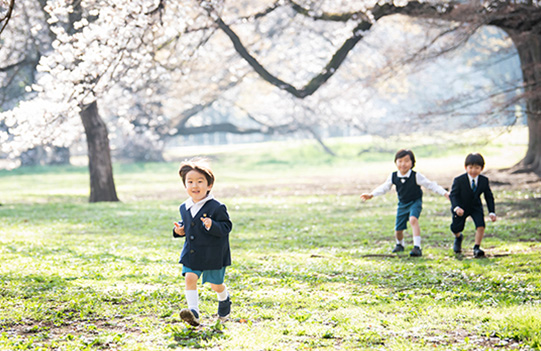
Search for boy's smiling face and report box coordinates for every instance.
[465,164,483,179]
[185,170,212,203]
[395,154,413,175]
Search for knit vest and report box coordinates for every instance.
[392,171,423,203]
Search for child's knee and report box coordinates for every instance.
[409,216,419,225]
[210,283,225,293]
[185,272,199,286]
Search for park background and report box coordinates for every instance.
[1,1,541,350]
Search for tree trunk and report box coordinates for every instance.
[80,101,119,202]
[507,30,541,175]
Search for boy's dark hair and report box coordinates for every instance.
[179,158,215,188]
[465,153,485,168]
[394,149,416,168]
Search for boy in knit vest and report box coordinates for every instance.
[361,149,449,257]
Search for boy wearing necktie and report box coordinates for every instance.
[450,153,497,257]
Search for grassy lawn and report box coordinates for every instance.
[1,129,540,350]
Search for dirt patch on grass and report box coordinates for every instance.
[424,328,526,350]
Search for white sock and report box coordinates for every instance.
[217,285,229,301]
[413,236,421,247]
[185,290,199,313]
[397,239,405,246]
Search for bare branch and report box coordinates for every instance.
[0,0,15,36]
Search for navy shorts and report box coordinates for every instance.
[395,198,423,231]
[182,266,226,285]
[450,208,485,234]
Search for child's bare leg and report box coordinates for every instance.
[395,230,404,242]
[185,272,198,290]
[410,216,420,237]
[211,283,229,301]
[410,216,421,249]
[475,226,485,246]
[392,230,405,252]
[210,283,225,294]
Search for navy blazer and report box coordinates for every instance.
[173,199,232,271]
[450,173,495,214]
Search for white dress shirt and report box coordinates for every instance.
[371,169,447,197]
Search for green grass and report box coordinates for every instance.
[1,129,540,350]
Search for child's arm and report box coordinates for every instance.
[449,177,464,216]
[360,173,392,201]
[360,193,373,201]
[416,173,449,199]
[483,177,496,222]
[202,204,232,237]
[201,217,212,230]
[173,221,185,237]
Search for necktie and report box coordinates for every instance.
[471,179,477,191]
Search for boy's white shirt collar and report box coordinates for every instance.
[467,174,479,183]
[397,169,412,178]
[184,193,214,217]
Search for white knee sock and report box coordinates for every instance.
[217,285,229,301]
[413,236,421,247]
[185,290,199,313]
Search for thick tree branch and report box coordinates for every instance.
[212,12,370,98]
[208,1,452,99]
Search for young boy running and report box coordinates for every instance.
[361,149,449,257]
[173,158,233,326]
[450,153,496,258]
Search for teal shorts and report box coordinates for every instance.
[182,266,226,285]
[395,198,423,231]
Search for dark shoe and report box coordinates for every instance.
[409,246,422,257]
[218,296,231,319]
[392,244,405,253]
[180,308,200,326]
[453,234,463,253]
[473,247,485,258]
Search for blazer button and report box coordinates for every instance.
[190,236,195,240]
[190,249,195,254]
[191,222,195,227]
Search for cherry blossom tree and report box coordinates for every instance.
[1,0,540,206]
[1,1,201,201]
[205,0,541,174]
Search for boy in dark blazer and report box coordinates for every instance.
[173,158,233,326]
[450,153,497,257]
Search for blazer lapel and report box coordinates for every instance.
[465,175,476,195]
[193,200,212,220]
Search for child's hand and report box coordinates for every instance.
[360,193,373,201]
[489,213,497,222]
[455,208,464,216]
[201,217,212,230]
[444,192,450,200]
[174,222,185,236]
